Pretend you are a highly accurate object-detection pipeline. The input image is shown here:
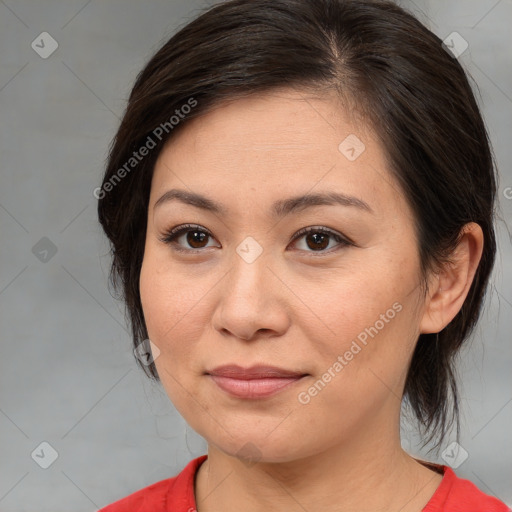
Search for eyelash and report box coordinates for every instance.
[158,223,352,256]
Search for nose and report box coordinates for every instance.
[211,252,291,341]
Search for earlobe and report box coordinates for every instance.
[419,222,484,335]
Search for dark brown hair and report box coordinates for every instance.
[97,0,497,451]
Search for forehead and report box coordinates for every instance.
[151,89,408,220]
[166,89,369,155]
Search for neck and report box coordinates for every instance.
[194,428,443,512]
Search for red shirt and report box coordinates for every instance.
[98,455,510,511]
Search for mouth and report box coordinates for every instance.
[206,365,309,399]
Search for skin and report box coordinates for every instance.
[139,88,484,512]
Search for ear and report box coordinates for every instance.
[419,222,484,334]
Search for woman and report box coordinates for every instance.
[96,0,510,510]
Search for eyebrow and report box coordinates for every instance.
[153,188,374,217]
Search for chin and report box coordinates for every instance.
[197,424,319,464]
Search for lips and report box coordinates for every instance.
[206,365,308,399]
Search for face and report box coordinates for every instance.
[139,89,429,463]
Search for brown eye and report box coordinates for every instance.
[159,224,220,252]
[291,226,351,254]
[159,224,350,255]
[304,232,330,251]
[185,229,209,248]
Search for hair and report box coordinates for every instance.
[97,0,497,452]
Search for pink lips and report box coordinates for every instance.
[207,365,307,399]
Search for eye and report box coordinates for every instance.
[158,224,220,252]
[159,224,352,255]
[290,226,352,254]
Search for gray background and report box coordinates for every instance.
[1,0,511,510]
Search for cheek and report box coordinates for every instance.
[139,254,206,359]
[300,261,418,393]
[297,266,389,353]
[139,256,211,417]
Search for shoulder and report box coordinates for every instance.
[424,465,511,512]
[97,455,207,512]
[97,477,173,512]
